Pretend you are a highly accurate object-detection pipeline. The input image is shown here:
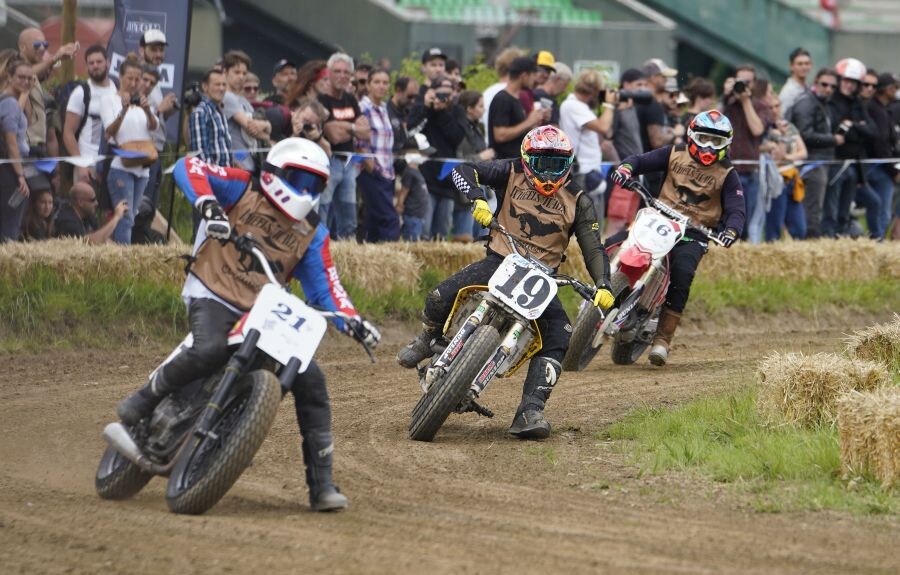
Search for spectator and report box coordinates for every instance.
[319,52,371,239]
[20,188,55,241]
[662,76,685,145]
[722,64,772,242]
[611,68,648,162]
[188,67,232,167]
[358,68,399,243]
[243,72,261,103]
[352,62,372,99]
[823,58,875,238]
[396,133,435,241]
[482,48,524,141]
[680,77,716,128]
[100,56,158,244]
[859,69,879,104]
[387,75,418,153]
[54,181,128,244]
[407,69,465,240]
[1,58,32,241]
[560,69,614,203]
[286,60,328,108]
[764,97,808,241]
[222,50,270,173]
[133,63,164,244]
[455,89,495,241]
[862,72,897,239]
[533,62,572,126]
[637,59,676,195]
[445,59,463,89]
[290,98,331,156]
[63,45,117,183]
[266,59,296,105]
[780,47,812,115]
[421,47,448,86]
[520,50,555,114]
[488,56,547,159]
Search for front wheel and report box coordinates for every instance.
[165,370,281,515]
[562,272,631,372]
[409,325,501,442]
[95,443,153,500]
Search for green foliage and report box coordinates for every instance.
[461,57,499,93]
[605,388,898,515]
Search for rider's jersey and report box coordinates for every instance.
[451,158,610,285]
[621,144,746,236]
[172,156,358,328]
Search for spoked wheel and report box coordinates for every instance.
[562,271,631,371]
[95,440,153,500]
[165,370,280,515]
[409,325,500,442]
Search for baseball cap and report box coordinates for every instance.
[535,50,556,72]
[664,76,679,93]
[140,29,168,46]
[876,72,898,90]
[273,58,296,75]
[422,47,448,64]
[509,56,539,76]
[620,68,646,84]
[642,58,677,78]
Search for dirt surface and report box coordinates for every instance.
[1,314,898,574]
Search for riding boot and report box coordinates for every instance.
[509,357,561,440]
[117,370,174,426]
[396,320,444,369]
[649,307,682,366]
[302,430,348,512]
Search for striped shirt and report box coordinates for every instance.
[360,96,394,180]
[189,95,233,167]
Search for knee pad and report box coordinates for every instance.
[526,356,562,392]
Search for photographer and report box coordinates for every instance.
[100,56,158,244]
[291,99,331,156]
[722,64,772,243]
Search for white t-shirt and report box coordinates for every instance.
[148,82,168,150]
[65,80,118,159]
[481,82,506,144]
[559,94,602,173]
[100,94,154,176]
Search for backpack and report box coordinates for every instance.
[54,80,90,140]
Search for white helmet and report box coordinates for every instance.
[835,58,866,82]
[260,137,330,222]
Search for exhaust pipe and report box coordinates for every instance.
[103,422,169,475]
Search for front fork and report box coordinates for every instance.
[470,320,525,398]
[424,300,490,391]
[194,329,260,438]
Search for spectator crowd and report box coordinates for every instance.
[1,27,899,246]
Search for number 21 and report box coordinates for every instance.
[272,303,307,332]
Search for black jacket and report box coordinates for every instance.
[827,91,875,160]
[407,87,465,198]
[788,90,836,161]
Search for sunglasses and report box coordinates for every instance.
[817,81,837,89]
[243,85,259,93]
[33,40,49,50]
[862,82,877,89]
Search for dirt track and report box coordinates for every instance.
[1,315,898,574]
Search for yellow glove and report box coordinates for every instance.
[592,287,615,310]
[472,198,493,228]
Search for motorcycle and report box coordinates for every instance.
[409,224,598,442]
[561,179,724,371]
[95,233,374,515]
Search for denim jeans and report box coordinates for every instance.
[451,205,474,240]
[401,216,425,241]
[0,164,26,242]
[739,171,762,244]
[319,156,357,240]
[765,184,806,241]
[358,170,399,243]
[864,165,894,239]
[424,193,454,240]
[108,167,149,244]
[822,163,857,237]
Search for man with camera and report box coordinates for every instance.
[188,68,233,168]
[722,64,771,242]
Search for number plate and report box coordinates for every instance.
[631,208,684,257]
[488,254,558,320]
[242,284,328,373]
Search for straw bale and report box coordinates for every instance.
[837,388,900,488]
[330,241,420,295]
[845,314,900,375]
[756,352,891,426]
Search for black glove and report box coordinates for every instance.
[346,316,381,348]
[200,199,230,240]
[718,228,738,248]
[611,163,633,187]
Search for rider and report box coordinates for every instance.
[397,125,615,440]
[610,109,745,366]
[116,138,381,511]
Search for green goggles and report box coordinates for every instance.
[526,154,573,176]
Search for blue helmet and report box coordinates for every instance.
[687,110,733,166]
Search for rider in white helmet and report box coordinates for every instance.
[116,138,381,511]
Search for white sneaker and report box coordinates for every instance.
[648,343,668,366]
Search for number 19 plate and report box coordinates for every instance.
[488,254,557,320]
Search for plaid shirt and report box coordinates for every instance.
[360,96,395,180]
[189,95,233,167]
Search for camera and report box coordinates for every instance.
[836,122,851,136]
[435,92,451,102]
[539,97,554,110]
[733,80,747,94]
[130,94,142,106]
[182,81,202,108]
[601,89,653,106]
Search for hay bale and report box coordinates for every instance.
[331,242,420,295]
[756,352,891,426]
[846,314,900,375]
[837,388,900,488]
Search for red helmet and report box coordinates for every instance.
[520,125,574,197]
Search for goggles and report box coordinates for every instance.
[525,154,573,177]
[285,169,326,196]
[688,129,731,150]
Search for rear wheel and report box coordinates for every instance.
[611,306,658,365]
[409,325,500,442]
[95,443,153,500]
[165,370,281,515]
[562,271,631,372]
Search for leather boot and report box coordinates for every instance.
[396,320,443,369]
[509,357,561,440]
[302,431,348,512]
[117,371,173,426]
[649,307,682,366]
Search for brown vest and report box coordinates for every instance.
[658,146,733,228]
[489,166,581,269]
[191,190,318,311]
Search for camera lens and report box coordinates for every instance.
[733,80,746,94]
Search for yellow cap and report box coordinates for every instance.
[536,50,556,71]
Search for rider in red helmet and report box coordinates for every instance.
[397,125,615,440]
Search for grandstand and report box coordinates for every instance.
[780,0,900,32]
[395,0,603,27]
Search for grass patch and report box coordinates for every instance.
[603,387,898,515]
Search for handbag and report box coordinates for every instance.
[119,140,158,168]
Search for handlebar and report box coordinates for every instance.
[623,179,725,246]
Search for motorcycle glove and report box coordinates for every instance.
[592,285,615,310]
[472,198,493,228]
[346,316,381,348]
[719,228,738,248]
[200,199,231,241]
[611,163,633,187]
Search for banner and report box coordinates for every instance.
[106,0,191,144]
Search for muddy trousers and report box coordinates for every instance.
[422,255,571,413]
[158,298,337,495]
